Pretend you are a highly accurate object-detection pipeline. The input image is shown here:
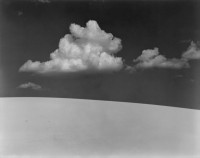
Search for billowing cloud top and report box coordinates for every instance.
[19,20,123,74]
[18,82,42,90]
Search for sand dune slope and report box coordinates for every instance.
[0,98,200,158]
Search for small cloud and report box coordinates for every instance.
[18,82,42,90]
[174,74,184,78]
[37,0,50,3]
[19,20,123,74]
[133,48,189,69]
[125,65,136,73]
[182,41,200,60]
[17,11,23,16]
[180,39,192,44]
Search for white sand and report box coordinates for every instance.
[0,98,200,158]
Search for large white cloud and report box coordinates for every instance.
[134,48,189,69]
[182,41,200,60]
[19,20,123,74]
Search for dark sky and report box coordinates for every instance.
[0,0,200,109]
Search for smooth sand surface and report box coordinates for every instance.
[0,98,200,158]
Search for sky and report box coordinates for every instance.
[0,0,200,109]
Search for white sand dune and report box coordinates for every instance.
[0,98,200,158]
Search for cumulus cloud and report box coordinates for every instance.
[18,82,42,90]
[182,41,200,60]
[19,20,123,74]
[133,48,189,69]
